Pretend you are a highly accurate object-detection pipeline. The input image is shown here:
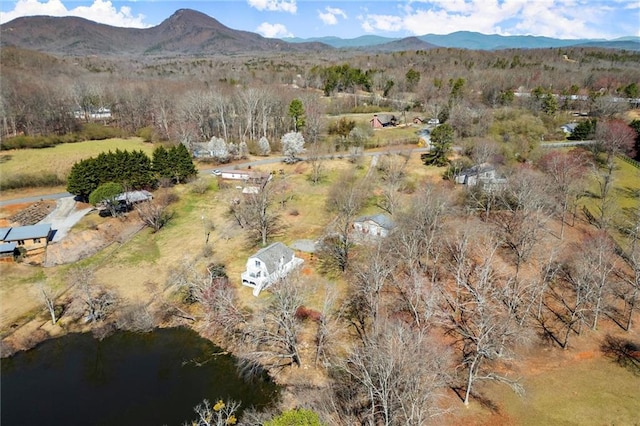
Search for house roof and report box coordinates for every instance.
[371,114,396,124]
[115,190,153,203]
[3,224,51,241]
[0,227,11,240]
[461,163,496,175]
[561,122,578,132]
[0,242,17,253]
[355,213,396,230]
[251,242,295,274]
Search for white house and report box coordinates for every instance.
[241,242,303,296]
[455,163,507,191]
[353,214,396,238]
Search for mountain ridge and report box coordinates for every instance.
[287,31,640,51]
[0,8,331,56]
[2,8,638,56]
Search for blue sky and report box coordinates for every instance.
[1,0,639,40]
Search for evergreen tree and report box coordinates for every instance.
[629,119,640,161]
[152,146,172,180]
[421,123,454,166]
[569,119,597,140]
[67,158,99,202]
[168,143,197,183]
[288,99,306,132]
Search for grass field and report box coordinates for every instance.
[0,137,156,179]
[580,157,640,244]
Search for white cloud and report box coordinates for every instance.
[256,22,293,38]
[0,0,149,27]
[361,0,631,39]
[247,0,297,14]
[318,6,347,25]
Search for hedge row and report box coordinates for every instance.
[1,124,126,151]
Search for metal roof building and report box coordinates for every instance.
[3,224,52,242]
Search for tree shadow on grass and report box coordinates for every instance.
[0,155,12,163]
[600,334,640,376]
[450,386,501,413]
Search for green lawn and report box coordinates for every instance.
[0,137,156,179]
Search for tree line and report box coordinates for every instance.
[66,144,196,201]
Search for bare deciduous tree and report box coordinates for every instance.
[68,267,117,323]
[538,149,589,239]
[136,192,174,232]
[241,278,304,371]
[337,319,450,425]
[185,399,240,426]
[229,178,283,247]
[491,167,551,278]
[346,242,396,339]
[440,231,524,405]
[37,281,60,325]
[376,152,410,215]
[318,169,368,272]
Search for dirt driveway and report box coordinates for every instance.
[39,197,93,242]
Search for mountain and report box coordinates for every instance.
[288,31,640,51]
[0,9,331,56]
[283,35,396,48]
[362,36,438,52]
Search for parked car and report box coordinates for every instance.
[283,157,302,164]
[427,118,440,125]
[99,203,131,217]
[211,169,222,176]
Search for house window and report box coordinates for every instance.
[34,238,41,244]
[255,260,261,267]
[17,240,25,246]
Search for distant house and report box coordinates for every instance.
[353,213,396,238]
[241,242,304,296]
[1,223,52,258]
[560,122,578,136]
[413,117,426,124]
[220,169,271,184]
[455,163,507,191]
[73,107,112,121]
[370,114,398,129]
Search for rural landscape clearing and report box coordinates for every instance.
[1,3,640,425]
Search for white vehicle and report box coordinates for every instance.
[211,169,222,176]
[427,118,440,125]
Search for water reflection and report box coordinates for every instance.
[1,328,279,426]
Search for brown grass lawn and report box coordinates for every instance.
[447,324,640,426]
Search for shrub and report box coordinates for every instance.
[0,172,65,191]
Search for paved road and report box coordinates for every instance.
[0,191,74,207]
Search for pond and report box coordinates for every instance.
[1,327,279,426]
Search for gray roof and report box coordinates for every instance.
[355,213,396,230]
[0,242,16,253]
[461,163,496,175]
[0,227,11,240]
[115,190,153,203]
[4,224,51,241]
[252,242,295,274]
